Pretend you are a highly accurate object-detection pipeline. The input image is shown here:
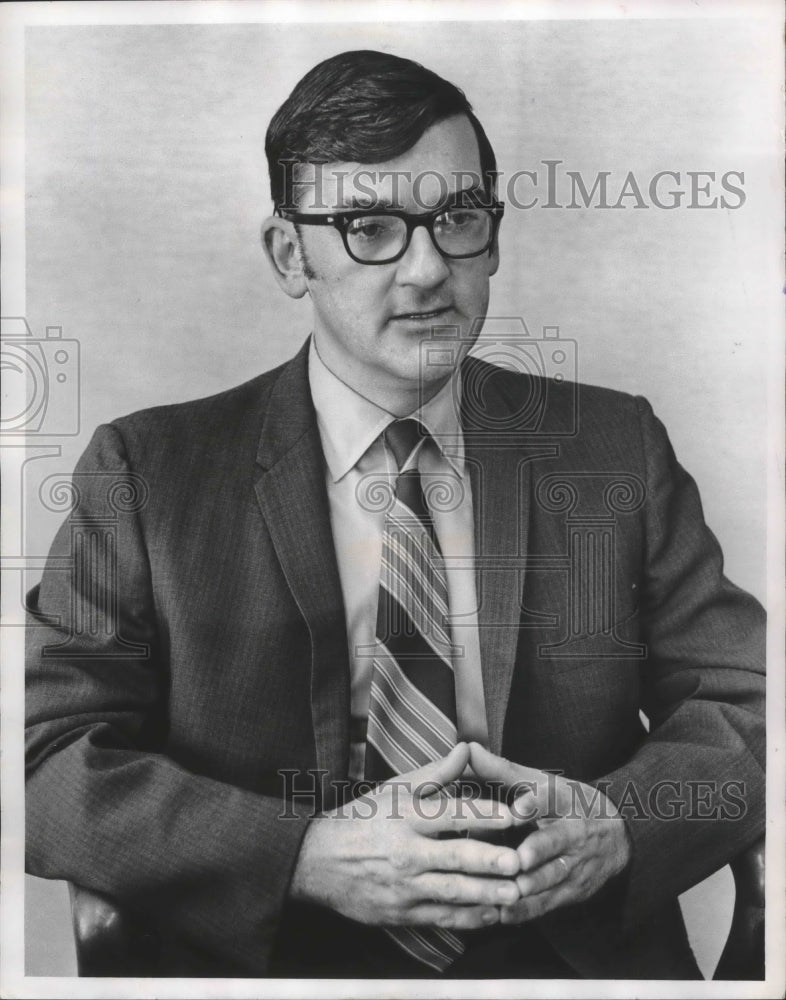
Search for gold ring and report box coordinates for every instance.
[556,855,569,879]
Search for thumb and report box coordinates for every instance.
[468,742,543,787]
[391,743,470,797]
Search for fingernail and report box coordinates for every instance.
[511,794,537,822]
[482,908,498,924]
[496,852,517,874]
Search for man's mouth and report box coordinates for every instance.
[391,306,452,321]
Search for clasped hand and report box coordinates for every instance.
[289,743,631,931]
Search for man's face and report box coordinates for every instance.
[294,114,499,407]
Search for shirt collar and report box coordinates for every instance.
[308,338,465,484]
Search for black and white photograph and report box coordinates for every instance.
[1,1,783,997]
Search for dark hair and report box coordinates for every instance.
[266,49,497,210]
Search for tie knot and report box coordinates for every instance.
[385,419,426,472]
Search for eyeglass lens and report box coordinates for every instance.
[345,209,493,262]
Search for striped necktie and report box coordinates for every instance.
[364,418,464,972]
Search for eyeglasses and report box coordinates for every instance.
[277,201,504,265]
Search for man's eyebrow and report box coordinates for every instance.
[345,195,400,211]
[448,184,494,207]
[341,185,490,213]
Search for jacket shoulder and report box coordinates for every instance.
[463,356,645,438]
[115,364,285,433]
[96,357,297,471]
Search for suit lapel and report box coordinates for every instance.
[461,359,558,754]
[254,342,350,802]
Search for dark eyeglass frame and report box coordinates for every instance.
[276,200,505,265]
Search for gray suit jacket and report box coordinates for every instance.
[26,339,765,977]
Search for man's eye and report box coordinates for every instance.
[347,218,390,241]
[436,210,475,230]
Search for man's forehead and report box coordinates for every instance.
[291,114,484,212]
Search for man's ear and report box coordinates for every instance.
[261,216,308,299]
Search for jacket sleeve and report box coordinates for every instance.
[595,395,766,928]
[25,423,311,974]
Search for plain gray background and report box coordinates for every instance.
[21,16,776,978]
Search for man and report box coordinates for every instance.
[25,50,765,979]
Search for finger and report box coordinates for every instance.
[467,743,544,787]
[515,853,572,896]
[517,820,575,872]
[499,881,575,925]
[468,744,562,815]
[412,796,527,836]
[390,743,470,795]
[420,835,520,877]
[412,872,520,907]
[510,777,572,820]
[404,903,501,931]
[509,788,542,825]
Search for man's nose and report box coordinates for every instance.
[394,224,450,288]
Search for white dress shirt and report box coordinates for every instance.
[308,340,489,780]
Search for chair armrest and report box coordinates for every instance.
[713,835,765,980]
[68,883,159,976]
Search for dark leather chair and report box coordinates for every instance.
[68,835,765,979]
[68,882,161,977]
[712,835,766,980]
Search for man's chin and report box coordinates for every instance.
[389,365,457,410]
